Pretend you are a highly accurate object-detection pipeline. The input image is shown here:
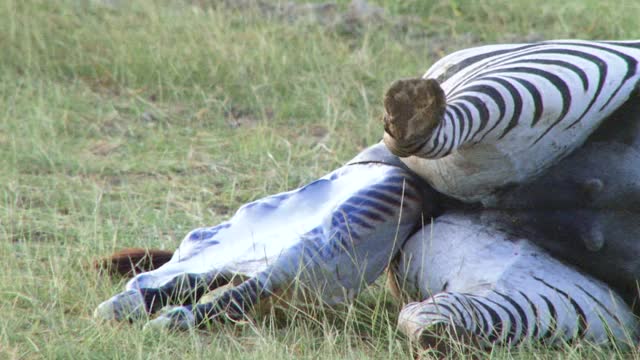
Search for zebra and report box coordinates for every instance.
[94,142,639,348]
[382,40,640,204]
[95,40,640,351]
[390,86,640,348]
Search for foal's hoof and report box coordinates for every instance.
[415,322,481,356]
[398,301,481,355]
[94,289,147,322]
[144,306,195,331]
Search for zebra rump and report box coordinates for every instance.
[385,40,640,205]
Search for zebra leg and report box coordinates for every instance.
[146,274,266,330]
[392,212,638,350]
[94,262,233,322]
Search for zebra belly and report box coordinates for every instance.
[486,97,640,298]
[484,210,640,301]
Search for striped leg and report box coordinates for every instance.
[399,287,635,350]
[392,212,638,350]
[147,274,269,329]
[94,264,233,322]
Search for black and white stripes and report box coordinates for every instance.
[96,149,428,327]
[398,284,631,347]
[393,212,637,347]
[399,40,640,204]
[429,41,640,152]
[95,41,640,349]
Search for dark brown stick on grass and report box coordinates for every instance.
[382,78,446,158]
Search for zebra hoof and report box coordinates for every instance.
[398,301,482,355]
[94,289,147,322]
[144,306,195,331]
[382,77,446,157]
[416,322,481,356]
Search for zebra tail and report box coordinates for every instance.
[94,248,174,277]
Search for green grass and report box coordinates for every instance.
[2,0,640,358]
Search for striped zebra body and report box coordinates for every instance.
[389,40,640,204]
[392,212,637,348]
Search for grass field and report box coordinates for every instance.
[3,0,640,358]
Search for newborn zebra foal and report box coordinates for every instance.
[95,39,640,350]
[95,145,427,328]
